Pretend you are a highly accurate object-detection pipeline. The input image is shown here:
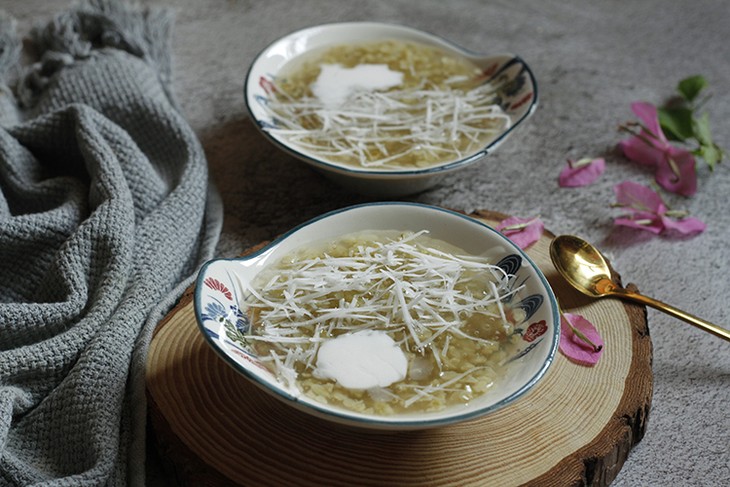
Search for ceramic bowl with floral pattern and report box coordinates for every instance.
[194,203,559,430]
[244,22,537,197]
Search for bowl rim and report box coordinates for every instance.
[193,202,560,429]
[243,21,539,178]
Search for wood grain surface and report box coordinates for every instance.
[146,210,652,486]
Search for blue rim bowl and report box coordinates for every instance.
[194,202,559,430]
[244,23,538,197]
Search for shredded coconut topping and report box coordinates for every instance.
[242,230,523,410]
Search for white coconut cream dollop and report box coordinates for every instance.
[314,330,408,389]
[310,63,403,108]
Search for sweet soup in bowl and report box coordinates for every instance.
[263,40,510,171]
[194,203,558,429]
[244,23,537,196]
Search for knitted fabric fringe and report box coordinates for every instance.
[0,16,20,127]
[19,0,174,107]
[0,16,20,76]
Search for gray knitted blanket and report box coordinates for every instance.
[0,1,222,485]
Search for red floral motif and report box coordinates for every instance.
[231,348,269,372]
[510,92,533,110]
[482,63,499,78]
[259,76,277,95]
[523,320,547,342]
[204,277,232,301]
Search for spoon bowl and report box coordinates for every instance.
[550,235,730,342]
[548,234,618,298]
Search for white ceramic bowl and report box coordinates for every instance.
[194,203,559,430]
[244,22,538,197]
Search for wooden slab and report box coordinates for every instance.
[146,210,652,486]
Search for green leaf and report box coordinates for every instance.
[677,75,708,102]
[693,112,713,145]
[696,143,721,170]
[658,106,695,141]
[692,113,724,170]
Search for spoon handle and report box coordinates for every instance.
[619,290,730,342]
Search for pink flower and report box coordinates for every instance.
[559,313,604,366]
[618,101,697,196]
[496,216,544,249]
[612,181,705,236]
[558,157,605,187]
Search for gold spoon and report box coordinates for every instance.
[550,234,730,342]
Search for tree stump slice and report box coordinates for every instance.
[146,210,653,486]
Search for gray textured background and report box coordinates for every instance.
[10,0,730,485]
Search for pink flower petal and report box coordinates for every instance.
[613,216,664,234]
[653,146,697,196]
[612,181,704,237]
[618,136,664,167]
[558,158,605,187]
[613,181,664,213]
[618,102,698,196]
[559,313,604,366]
[496,216,544,249]
[618,102,667,168]
[613,181,666,233]
[660,215,706,235]
[630,101,666,143]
